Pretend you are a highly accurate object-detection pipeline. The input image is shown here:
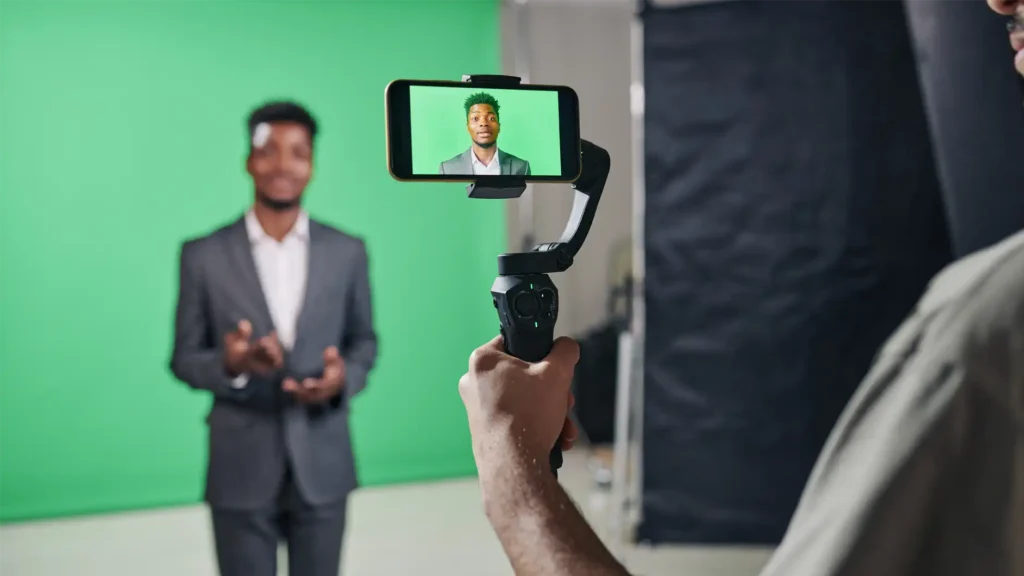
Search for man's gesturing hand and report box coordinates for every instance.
[223,320,284,377]
[459,336,580,470]
[283,346,346,404]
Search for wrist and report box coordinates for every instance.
[476,429,554,504]
[224,357,244,378]
[475,423,546,471]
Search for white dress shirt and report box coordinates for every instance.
[231,209,310,388]
[471,147,501,175]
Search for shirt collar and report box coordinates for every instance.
[471,147,500,169]
[245,208,310,243]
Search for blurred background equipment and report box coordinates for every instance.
[573,237,632,449]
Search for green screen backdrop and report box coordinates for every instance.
[0,0,503,523]
[410,86,561,175]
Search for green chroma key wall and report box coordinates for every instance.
[0,0,503,522]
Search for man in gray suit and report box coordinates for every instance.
[455,1,1024,574]
[170,101,377,576]
[438,91,531,176]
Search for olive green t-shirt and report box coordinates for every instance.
[760,230,1024,576]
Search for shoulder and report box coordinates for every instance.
[503,150,527,164]
[916,231,1024,402]
[178,217,242,259]
[310,219,367,252]
[943,232,1024,350]
[866,230,1024,426]
[917,230,1024,319]
[442,150,466,165]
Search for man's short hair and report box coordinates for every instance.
[247,101,318,146]
[464,92,500,120]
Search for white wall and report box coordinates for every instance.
[500,0,635,338]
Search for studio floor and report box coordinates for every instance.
[0,450,773,576]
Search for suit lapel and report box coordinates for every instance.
[293,220,329,352]
[461,149,475,173]
[500,152,513,175]
[224,217,275,332]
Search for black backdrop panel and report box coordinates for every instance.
[905,0,1024,256]
[640,0,952,544]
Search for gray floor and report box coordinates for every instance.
[0,450,773,575]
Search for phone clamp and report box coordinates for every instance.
[466,177,527,200]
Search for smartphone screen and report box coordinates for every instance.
[386,79,582,183]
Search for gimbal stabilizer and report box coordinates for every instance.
[462,74,611,477]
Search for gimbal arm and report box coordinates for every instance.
[495,140,610,277]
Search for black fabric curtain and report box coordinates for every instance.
[639,0,952,545]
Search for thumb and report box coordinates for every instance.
[237,320,253,340]
[480,334,506,354]
[324,346,340,363]
[541,337,580,374]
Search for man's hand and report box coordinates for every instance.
[458,336,629,576]
[458,335,580,471]
[282,346,346,404]
[223,320,284,377]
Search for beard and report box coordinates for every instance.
[256,191,302,212]
[474,139,496,149]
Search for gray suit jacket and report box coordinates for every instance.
[169,216,378,511]
[438,148,531,176]
[760,230,1024,576]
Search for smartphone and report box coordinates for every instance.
[385,79,582,183]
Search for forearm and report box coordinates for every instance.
[337,329,376,406]
[343,362,370,398]
[170,348,252,401]
[342,338,376,397]
[478,437,630,576]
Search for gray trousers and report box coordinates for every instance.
[210,471,348,576]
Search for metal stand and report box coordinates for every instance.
[509,0,537,251]
[607,0,648,551]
